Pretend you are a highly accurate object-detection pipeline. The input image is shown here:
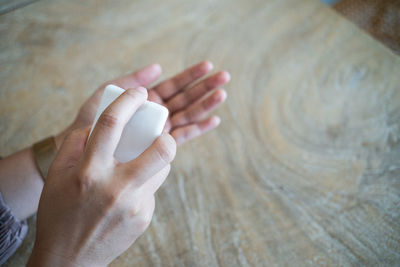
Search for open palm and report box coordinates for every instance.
[67,61,230,146]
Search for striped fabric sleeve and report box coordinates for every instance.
[0,157,28,264]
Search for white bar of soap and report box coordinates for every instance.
[89,84,169,163]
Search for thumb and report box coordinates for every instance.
[52,126,91,171]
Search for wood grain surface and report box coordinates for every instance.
[334,0,400,54]
[0,0,36,15]
[1,0,399,266]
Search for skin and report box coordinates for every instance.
[59,61,230,146]
[28,88,177,266]
[0,62,230,265]
[0,61,230,221]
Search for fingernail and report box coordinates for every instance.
[151,63,162,73]
[218,90,227,102]
[220,71,231,82]
[205,61,214,70]
[136,86,147,94]
[212,116,221,126]
[198,61,213,75]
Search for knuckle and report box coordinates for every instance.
[75,167,93,195]
[137,214,152,232]
[155,135,177,164]
[125,88,146,99]
[129,202,142,217]
[104,188,120,207]
[98,112,120,129]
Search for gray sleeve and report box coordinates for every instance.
[0,192,28,265]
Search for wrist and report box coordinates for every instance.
[28,244,104,267]
[27,246,79,267]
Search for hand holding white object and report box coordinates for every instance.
[28,87,177,267]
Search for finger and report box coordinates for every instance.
[148,89,164,105]
[112,63,162,89]
[170,89,227,128]
[86,87,148,162]
[162,118,172,134]
[121,133,176,187]
[152,61,213,100]
[171,116,221,145]
[166,71,230,113]
[131,194,155,235]
[120,165,170,204]
[140,165,171,195]
[52,126,91,169]
[92,64,161,109]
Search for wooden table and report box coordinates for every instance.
[1,0,399,265]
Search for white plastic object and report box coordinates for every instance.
[89,84,169,163]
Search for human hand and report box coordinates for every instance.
[28,87,176,266]
[56,61,230,148]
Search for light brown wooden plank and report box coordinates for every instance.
[1,0,399,266]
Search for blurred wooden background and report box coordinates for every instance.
[334,0,400,54]
[1,0,399,266]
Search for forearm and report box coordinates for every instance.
[27,246,87,267]
[0,130,69,221]
[0,147,44,220]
